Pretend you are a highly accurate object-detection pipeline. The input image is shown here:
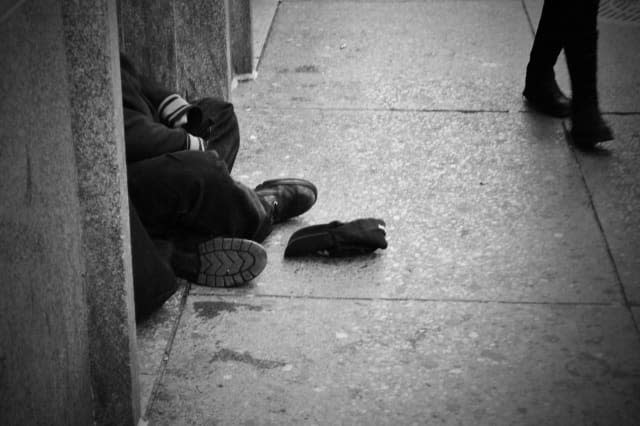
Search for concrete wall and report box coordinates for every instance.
[0,0,258,423]
[61,0,140,424]
[118,0,253,100]
[0,0,138,424]
[0,1,94,424]
[230,0,254,76]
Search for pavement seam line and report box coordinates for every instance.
[521,0,536,36]
[563,121,640,336]
[239,105,510,114]
[188,291,622,307]
[255,0,283,72]
[142,281,192,421]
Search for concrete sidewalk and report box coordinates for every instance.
[139,1,640,424]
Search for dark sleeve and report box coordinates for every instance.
[124,107,188,162]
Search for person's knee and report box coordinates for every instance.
[171,150,228,176]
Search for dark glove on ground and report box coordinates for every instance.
[284,218,387,258]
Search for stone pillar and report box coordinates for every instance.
[230,0,254,76]
[118,0,232,100]
[0,1,94,424]
[61,0,140,424]
[174,0,232,100]
[118,0,178,92]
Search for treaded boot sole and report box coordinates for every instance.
[196,238,267,287]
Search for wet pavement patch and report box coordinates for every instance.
[294,64,319,73]
[193,301,262,319]
[209,348,286,369]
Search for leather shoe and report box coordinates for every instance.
[255,178,317,224]
[523,81,571,118]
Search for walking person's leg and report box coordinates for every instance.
[523,0,571,117]
[563,0,613,147]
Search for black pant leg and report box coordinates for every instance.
[187,98,240,172]
[129,201,179,319]
[127,150,272,244]
[564,0,601,108]
[527,0,568,73]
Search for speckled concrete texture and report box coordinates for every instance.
[230,0,253,74]
[0,1,93,423]
[62,1,140,423]
[233,1,532,111]
[191,109,618,303]
[597,19,640,112]
[141,0,640,424]
[150,296,640,425]
[137,284,188,413]
[175,0,231,100]
[250,0,280,69]
[576,116,640,303]
[118,0,178,91]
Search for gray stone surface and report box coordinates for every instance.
[62,0,140,423]
[175,0,232,100]
[137,284,187,413]
[150,296,640,425]
[249,0,280,70]
[118,0,177,91]
[0,1,93,424]
[577,115,640,304]
[140,1,640,424]
[234,0,533,111]
[597,18,640,112]
[119,0,234,99]
[190,109,619,303]
[230,0,253,74]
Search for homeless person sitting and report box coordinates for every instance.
[120,54,317,318]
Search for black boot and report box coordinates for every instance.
[565,29,613,148]
[523,66,571,118]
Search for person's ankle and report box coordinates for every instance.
[570,106,614,147]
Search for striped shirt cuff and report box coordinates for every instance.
[187,134,205,151]
[158,94,192,127]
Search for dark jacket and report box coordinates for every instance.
[120,54,192,163]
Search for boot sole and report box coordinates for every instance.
[196,238,267,287]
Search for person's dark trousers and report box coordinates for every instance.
[129,200,179,319]
[526,0,610,144]
[128,150,273,246]
[527,0,565,77]
[528,0,601,102]
[562,1,601,110]
[186,98,240,169]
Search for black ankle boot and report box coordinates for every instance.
[570,106,614,148]
[565,29,614,148]
[523,66,571,118]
